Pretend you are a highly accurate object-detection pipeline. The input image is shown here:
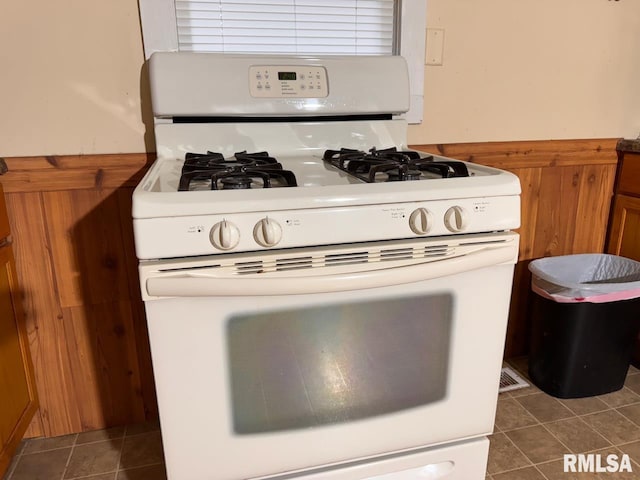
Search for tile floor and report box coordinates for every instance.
[488,358,640,479]
[5,358,640,480]
[2,421,166,480]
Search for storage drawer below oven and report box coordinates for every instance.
[269,437,489,480]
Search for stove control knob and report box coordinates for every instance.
[444,206,469,232]
[254,217,282,247]
[210,220,240,250]
[409,208,433,235]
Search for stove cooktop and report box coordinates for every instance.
[176,147,473,192]
[134,122,520,220]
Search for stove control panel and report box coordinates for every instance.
[134,196,521,259]
[249,65,328,98]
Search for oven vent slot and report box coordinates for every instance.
[423,245,452,258]
[380,248,413,261]
[275,256,313,271]
[325,251,369,266]
[234,260,264,275]
[229,243,461,275]
[158,263,221,272]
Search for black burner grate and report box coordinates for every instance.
[323,147,469,183]
[178,151,298,191]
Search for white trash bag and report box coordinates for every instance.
[529,254,640,303]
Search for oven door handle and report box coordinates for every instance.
[145,242,518,297]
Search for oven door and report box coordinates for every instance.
[140,232,518,480]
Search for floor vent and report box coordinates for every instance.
[499,367,530,393]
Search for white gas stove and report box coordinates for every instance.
[133,53,520,480]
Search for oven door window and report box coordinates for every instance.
[227,294,452,434]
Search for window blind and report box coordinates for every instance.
[175,0,396,55]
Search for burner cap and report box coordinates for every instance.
[219,176,253,190]
[386,169,422,182]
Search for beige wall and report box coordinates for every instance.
[1,1,639,157]
[0,0,151,157]
[409,0,640,145]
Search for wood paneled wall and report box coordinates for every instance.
[412,139,618,357]
[1,154,155,438]
[0,139,618,438]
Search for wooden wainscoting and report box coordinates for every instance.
[0,138,618,438]
[0,154,155,438]
[411,139,619,357]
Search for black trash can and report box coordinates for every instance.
[528,254,640,399]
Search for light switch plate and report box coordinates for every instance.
[426,28,445,66]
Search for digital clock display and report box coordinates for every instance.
[278,72,297,81]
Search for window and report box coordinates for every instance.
[139,0,426,122]
[176,1,396,55]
